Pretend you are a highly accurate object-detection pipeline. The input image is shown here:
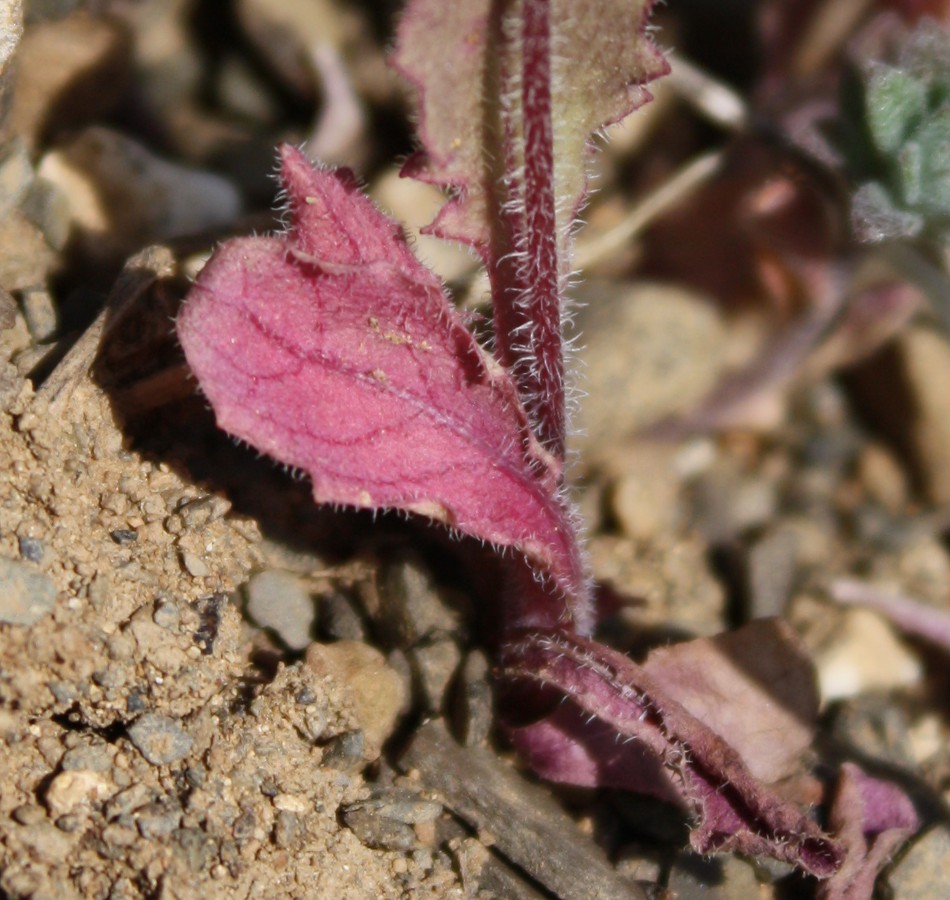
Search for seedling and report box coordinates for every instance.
[178,0,918,891]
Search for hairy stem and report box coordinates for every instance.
[492,0,565,460]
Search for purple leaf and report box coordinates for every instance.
[818,763,918,900]
[177,145,590,632]
[501,628,844,878]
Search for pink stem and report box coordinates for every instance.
[492,0,565,461]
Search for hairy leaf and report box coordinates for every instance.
[393,0,668,257]
[178,145,589,630]
[501,629,843,877]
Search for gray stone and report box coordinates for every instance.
[318,589,365,641]
[341,805,417,852]
[372,554,459,649]
[152,599,180,630]
[0,555,57,625]
[17,535,43,563]
[344,787,442,826]
[245,569,315,651]
[451,650,493,747]
[61,740,112,772]
[320,730,364,772]
[409,639,461,711]
[127,713,193,766]
[135,801,182,839]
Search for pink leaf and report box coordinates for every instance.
[177,145,589,631]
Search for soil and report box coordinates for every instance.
[1,2,949,900]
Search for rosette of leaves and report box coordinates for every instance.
[840,21,950,244]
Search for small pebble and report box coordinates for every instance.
[667,853,761,900]
[62,741,112,772]
[0,555,57,625]
[126,713,193,766]
[321,730,365,772]
[110,529,137,545]
[814,609,922,702]
[409,639,461,711]
[11,805,46,826]
[373,554,458,649]
[746,526,798,619]
[303,703,328,743]
[608,444,681,542]
[44,770,115,817]
[244,569,315,651]
[451,650,493,747]
[180,551,209,578]
[273,809,301,850]
[135,801,182,839]
[152,600,180,630]
[306,640,408,759]
[341,805,417,852]
[318,589,366,641]
[18,286,57,342]
[17,535,44,563]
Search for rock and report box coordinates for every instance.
[244,570,315,651]
[689,458,778,544]
[126,714,193,766]
[828,695,917,768]
[368,554,459,649]
[0,213,56,292]
[450,650,493,747]
[409,639,461,712]
[318,589,365,641]
[569,281,727,460]
[306,640,408,759]
[858,443,909,513]
[887,826,950,898]
[0,555,57,625]
[135,801,182,839]
[320,730,365,772]
[812,609,922,702]
[61,740,112,772]
[179,551,209,578]
[341,805,417,852]
[19,286,57,342]
[17,535,44,563]
[44,770,116,817]
[341,788,442,852]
